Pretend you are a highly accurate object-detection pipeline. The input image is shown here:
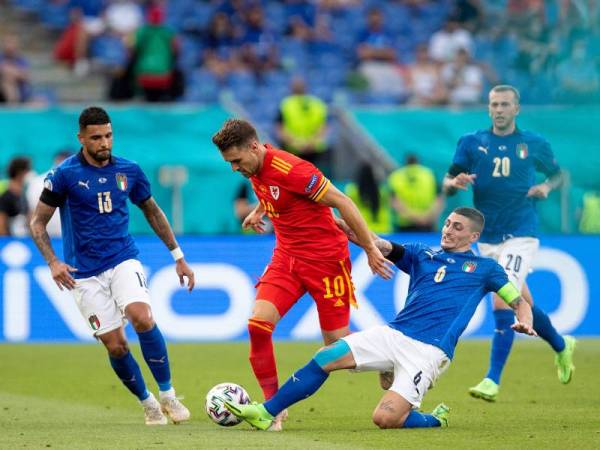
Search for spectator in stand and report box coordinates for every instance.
[513,16,559,75]
[441,47,483,105]
[387,154,444,232]
[406,44,447,106]
[0,156,31,237]
[506,0,546,30]
[451,0,484,32]
[204,12,240,79]
[105,0,143,37]
[238,5,279,73]
[344,163,392,234]
[357,8,409,101]
[132,4,181,102]
[276,77,330,176]
[428,16,474,63]
[555,39,599,102]
[25,151,73,237]
[70,0,108,77]
[0,34,31,104]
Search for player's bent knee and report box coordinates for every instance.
[106,342,129,358]
[372,411,404,429]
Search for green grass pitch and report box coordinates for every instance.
[1,340,599,449]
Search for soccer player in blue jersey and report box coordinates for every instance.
[224,207,537,430]
[442,85,576,402]
[29,107,195,425]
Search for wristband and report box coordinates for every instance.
[170,247,184,261]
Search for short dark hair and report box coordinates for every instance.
[212,119,258,152]
[453,207,485,233]
[7,156,31,179]
[79,106,111,130]
[490,85,520,104]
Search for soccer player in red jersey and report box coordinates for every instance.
[212,119,393,429]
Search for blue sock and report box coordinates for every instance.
[403,410,441,428]
[264,359,329,417]
[486,309,515,385]
[109,352,149,401]
[137,325,172,392]
[532,305,565,352]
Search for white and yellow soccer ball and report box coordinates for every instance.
[205,382,251,426]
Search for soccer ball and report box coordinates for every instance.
[205,382,251,426]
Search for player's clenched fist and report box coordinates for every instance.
[49,259,78,291]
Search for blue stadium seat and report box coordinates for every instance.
[41,2,71,30]
[89,34,128,69]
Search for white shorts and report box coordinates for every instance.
[72,259,150,336]
[343,325,450,408]
[478,237,539,290]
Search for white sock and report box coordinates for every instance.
[159,387,176,400]
[140,392,158,407]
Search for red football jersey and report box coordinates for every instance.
[250,145,349,260]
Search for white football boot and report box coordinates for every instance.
[160,389,191,424]
[142,393,168,425]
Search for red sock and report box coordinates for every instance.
[248,318,278,400]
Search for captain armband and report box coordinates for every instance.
[497,282,521,305]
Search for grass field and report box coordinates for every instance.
[1,339,599,449]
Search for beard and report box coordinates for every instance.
[90,148,111,162]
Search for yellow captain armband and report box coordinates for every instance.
[497,282,521,305]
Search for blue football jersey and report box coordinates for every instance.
[41,152,152,278]
[388,243,510,360]
[452,129,560,244]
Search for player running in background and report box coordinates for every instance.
[224,207,537,431]
[443,85,576,402]
[212,119,392,430]
[29,107,195,425]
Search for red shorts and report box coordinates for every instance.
[256,250,356,331]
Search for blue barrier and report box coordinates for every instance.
[0,234,598,342]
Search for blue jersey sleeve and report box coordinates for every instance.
[485,262,511,293]
[129,164,152,206]
[452,135,473,171]
[40,166,68,207]
[533,139,560,177]
[394,243,421,274]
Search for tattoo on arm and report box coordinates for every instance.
[545,171,563,191]
[30,203,58,264]
[379,400,396,413]
[139,198,178,250]
[509,296,523,310]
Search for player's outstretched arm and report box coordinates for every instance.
[138,197,195,291]
[30,201,77,290]
[319,185,394,280]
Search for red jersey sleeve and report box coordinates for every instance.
[272,154,331,202]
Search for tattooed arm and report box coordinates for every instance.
[138,197,195,291]
[139,197,178,250]
[30,201,77,290]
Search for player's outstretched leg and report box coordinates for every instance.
[226,340,351,430]
[469,309,514,401]
[531,305,576,383]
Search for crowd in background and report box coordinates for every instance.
[2,0,599,109]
